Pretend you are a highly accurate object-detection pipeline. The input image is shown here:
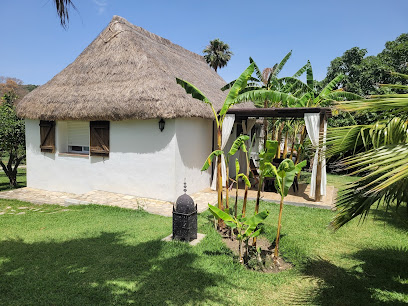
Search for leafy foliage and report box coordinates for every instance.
[208,204,269,262]
[329,74,408,229]
[0,95,26,187]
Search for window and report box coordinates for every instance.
[39,120,55,153]
[90,121,110,157]
[67,121,90,154]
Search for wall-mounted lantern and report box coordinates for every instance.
[159,118,165,132]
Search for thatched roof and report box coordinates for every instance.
[17,16,234,121]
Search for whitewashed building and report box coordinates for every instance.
[17,16,236,202]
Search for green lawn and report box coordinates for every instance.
[0,186,407,305]
[0,168,26,192]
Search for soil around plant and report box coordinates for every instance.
[220,229,293,273]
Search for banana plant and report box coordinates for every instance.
[222,52,309,148]
[232,158,250,219]
[252,140,278,247]
[264,159,307,263]
[176,63,255,226]
[202,135,250,212]
[255,140,278,214]
[208,204,269,263]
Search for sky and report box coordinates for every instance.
[1,0,407,86]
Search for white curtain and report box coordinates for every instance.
[211,114,235,190]
[304,113,327,198]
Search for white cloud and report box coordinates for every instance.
[93,0,108,15]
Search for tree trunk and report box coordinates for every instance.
[282,130,289,158]
[289,132,296,160]
[274,195,284,264]
[216,127,224,228]
[295,126,307,180]
[276,122,285,158]
[0,154,24,188]
[241,152,250,217]
[234,182,239,218]
[263,100,268,150]
[252,176,264,247]
[270,120,276,141]
[225,164,230,210]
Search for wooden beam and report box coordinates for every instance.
[227,107,332,119]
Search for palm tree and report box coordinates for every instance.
[326,72,408,229]
[53,0,76,28]
[203,39,233,72]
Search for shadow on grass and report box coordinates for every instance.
[0,232,232,305]
[290,247,408,305]
[370,208,408,233]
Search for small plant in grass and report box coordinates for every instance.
[208,204,269,264]
[202,134,249,222]
[265,159,307,263]
[253,140,278,247]
[232,158,250,219]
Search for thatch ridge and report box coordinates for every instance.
[17,16,230,121]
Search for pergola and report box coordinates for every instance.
[227,107,332,202]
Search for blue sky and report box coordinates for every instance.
[1,0,407,85]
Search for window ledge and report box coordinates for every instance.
[58,152,89,158]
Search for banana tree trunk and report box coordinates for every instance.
[217,126,224,228]
[289,134,296,160]
[295,126,307,180]
[274,195,284,264]
[252,176,264,247]
[241,152,250,217]
[276,122,285,158]
[225,163,230,210]
[270,119,276,141]
[263,100,268,150]
[282,130,289,158]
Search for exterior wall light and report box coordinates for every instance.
[159,118,165,132]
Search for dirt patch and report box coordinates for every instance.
[220,230,292,273]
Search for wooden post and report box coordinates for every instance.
[315,112,325,202]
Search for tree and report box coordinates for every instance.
[176,63,254,227]
[327,72,408,229]
[321,34,408,97]
[53,0,77,29]
[203,39,233,72]
[0,94,26,187]
[0,77,37,104]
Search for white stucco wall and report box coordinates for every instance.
[26,118,213,202]
[174,118,212,197]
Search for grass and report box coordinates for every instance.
[0,168,26,192]
[0,182,407,305]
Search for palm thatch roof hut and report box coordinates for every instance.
[18,16,249,202]
[17,15,228,121]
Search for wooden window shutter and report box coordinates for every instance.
[39,120,56,153]
[90,121,110,157]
